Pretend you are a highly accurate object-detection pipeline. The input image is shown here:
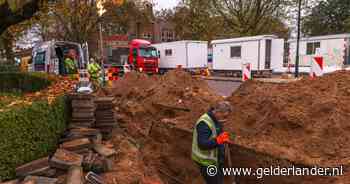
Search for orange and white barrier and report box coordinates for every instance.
[124,63,131,73]
[105,66,119,81]
[242,63,252,82]
[310,57,324,78]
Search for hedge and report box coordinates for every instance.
[0,65,19,73]
[0,72,52,93]
[0,96,68,181]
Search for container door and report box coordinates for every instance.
[188,43,208,68]
[345,38,350,65]
[265,39,272,69]
[271,39,285,72]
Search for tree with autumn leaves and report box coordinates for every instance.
[0,0,153,62]
[161,0,291,41]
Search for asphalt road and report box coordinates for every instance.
[205,80,242,97]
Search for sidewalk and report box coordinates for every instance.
[200,76,300,83]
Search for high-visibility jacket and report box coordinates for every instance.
[64,58,77,74]
[192,113,218,166]
[88,62,101,80]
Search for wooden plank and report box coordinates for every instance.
[70,118,96,122]
[15,157,54,178]
[95,121,116,125]
[95,112,114,116]
[72,109,95,114]
[69,128,99,134]
[94,97,114,102]
[72,100,95,109]
[95,122,115,126]
[95,104,113,109]
[0,180,18,184]
[73,148,91,155]
[93,144,116,158]
[64,128,99,137]
[66,166,83,184]
[49,149,83,170]
[60,138,92,152]
[21,176,58,184]
[68,124,94,129]
[72,112,95,119]
[69,94,95,100]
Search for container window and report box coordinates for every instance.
[230,46,241,58]
[306,42,320,55]
[34,51,46,65]
[165,49,172,56]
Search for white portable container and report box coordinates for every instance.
[281,33,350,73]
[152,40,208,72]
[211,35,284,73]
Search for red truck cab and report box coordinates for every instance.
[128,39,159,74]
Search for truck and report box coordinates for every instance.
[30,41,88,75]
[128,39,159,74]
[211,35,284,77]
[152,40,208,74]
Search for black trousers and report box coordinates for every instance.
[198,164,224,184]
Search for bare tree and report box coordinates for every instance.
[211,0,289,36]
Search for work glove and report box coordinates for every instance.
[216,132,233,145]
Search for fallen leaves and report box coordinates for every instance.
[25,76,78,102]
[0,76,78,110]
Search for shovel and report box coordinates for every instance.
[225,144,238,184]
[225,133,238,184]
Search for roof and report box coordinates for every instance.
[211,35,278,44]
[131,39,151,46]
[152,40,208,46]
[288,33,350,43]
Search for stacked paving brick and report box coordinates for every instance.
[94,97,117,139]
[7,94,118,184]
[70,94,96,129]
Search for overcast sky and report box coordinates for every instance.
[154,0,180,10]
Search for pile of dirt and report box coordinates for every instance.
[111,70,222,132]
[227,70,350,168]
[105,70,221,184]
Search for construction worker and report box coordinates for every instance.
[87,57,102,86]
[64,49,78,75]
[192,101,233,184]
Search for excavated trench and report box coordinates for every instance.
[103,70,350,184]
[142,122,340,184]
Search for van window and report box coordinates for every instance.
[230,46,241,58]
[306,42,320,55]
[34,51,46,64]
[165,49,172,56]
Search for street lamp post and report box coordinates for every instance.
[97,0,106,86]
[295,0,302,78]
[99,22,105,85]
